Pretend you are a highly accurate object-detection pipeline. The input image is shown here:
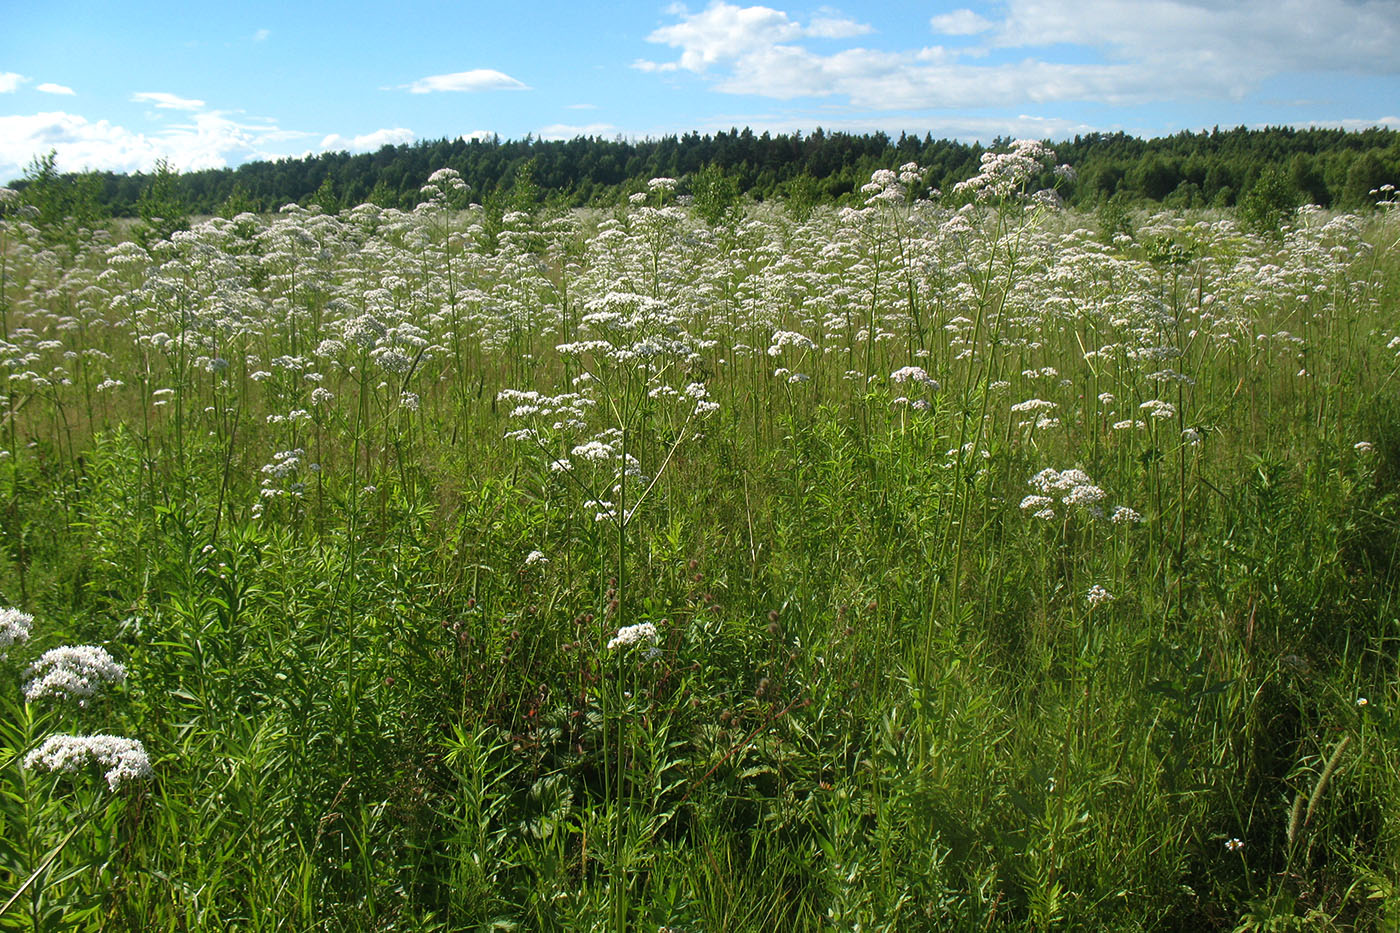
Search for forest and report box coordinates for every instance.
[4,124,1398,224]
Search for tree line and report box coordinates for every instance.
[5,124,1398,229]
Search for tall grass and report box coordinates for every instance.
[0,159,1398,930]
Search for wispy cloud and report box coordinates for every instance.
[538,122,618,140]
[36,83,75,96]
[320,127,414,152]
[403,69,529,93]
[253,28,270,41]
[0,73,26,93]
[131,91,205,111]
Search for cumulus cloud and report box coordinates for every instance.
[0,73,26,93]
[635,2,870,71]
[0,110,314,181]
[404,69,529,93]
[638,0,1400,110]
[929,9,993,36]
[131,91,205,111]
[320,127,414,152]
[36,83,75,96]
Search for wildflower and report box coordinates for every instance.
[1110,506,1142,525]
[1356,696,1369,707]
[1011,398,1057,413]
[607,622,658,651]
[24,645,127,704]
[890,365,938,389]
[1085,584,1114,607]
[0,607,33,657]
[524,550,548,567]
[1354,441,1374,453]
[1140,399,1176,420]
[1225,838,1244,853]
[24,734,153,791]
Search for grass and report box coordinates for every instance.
[0,161,1398,930]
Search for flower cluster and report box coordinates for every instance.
[0,606,33,657]
[607,621,659,651]
[1019,467,1137,523]
[24,734,153,791]
[24,645,127,704]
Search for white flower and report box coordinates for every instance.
[1011,398,1057,413]
[607,622,658,651]
[24,734,152,790]
[1140,399,1176,420]
[1085,584,1114,607]
[0,607,33,657]
[524,550,547,567]
[890,366,938,389]
[24,645,126,704]
[1111,506,1142,525]
[1354,441,1374,453]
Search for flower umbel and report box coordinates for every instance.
[24,734,153,791]
[24,645,127,705]
[607,622,659,651]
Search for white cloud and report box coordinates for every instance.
[538,122,618,140]
[36,83,75,96]
[460,130,496,142]
[320,127,414,152]
[253,28,270,41]
[0,109,314,181]
[404,69,529,93]
[640,0,1400,110]
[805,13,873,39]
[131,91,205,111]
[929,9,993,36]
[636,2,870,72]
[0,73,26,93]
[987,0,1400,87]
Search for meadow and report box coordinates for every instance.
[0,143,1398,931]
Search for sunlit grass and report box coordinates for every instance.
[0,157,1398,930]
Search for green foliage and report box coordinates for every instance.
[12,151,107,243]
[1239,167,1300,238]
[689,162,742,227]
[0,192,1398,929]
[1097,191,1134,244]
[14,126,1400,221]
[134,158,190,246]
[216,183,258,218]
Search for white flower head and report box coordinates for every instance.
[0,607,34,657]
[24,645,126,704]
[25,734,152,791]
[1085,584,1114,607]
[607,621,659,651]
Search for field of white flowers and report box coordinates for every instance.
[1,143,1398,930]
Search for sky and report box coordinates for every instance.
[2,0,1398,183]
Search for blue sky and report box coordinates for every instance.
[2,0,1397,182]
